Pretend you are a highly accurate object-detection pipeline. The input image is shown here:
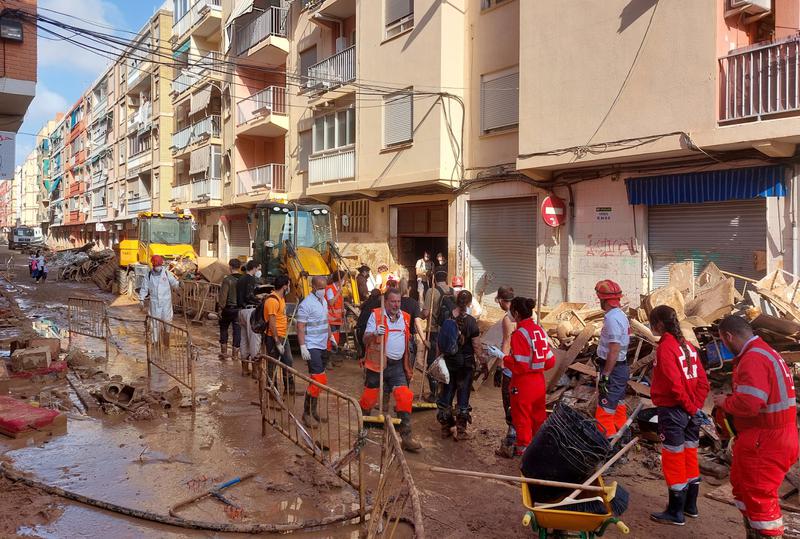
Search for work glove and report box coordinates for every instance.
[486,345,505,360]
[477,361,490,381]
[375,325,386,336]
[694,409,711,424]
[598,374,610,399]
[300,344,311,362]
[276,342,285,356]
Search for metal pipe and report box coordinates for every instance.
[793,166,799,277]
[566,184,576,301]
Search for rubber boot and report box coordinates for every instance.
[650,488,687,526]
[241,358,250,377]
[311,396,328,423]
[232,347,240,362]
[455,412,472,441]
[397,412,422,452]
[302,395,318,427]
[495,442,516,459]
[684,482,700,518]
[437,409,455,439]
[219,343,228,361]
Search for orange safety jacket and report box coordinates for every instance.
[363,308,410,372]
[326,284,344,326]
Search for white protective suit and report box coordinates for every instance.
[139,269,180,321]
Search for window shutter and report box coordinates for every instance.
[189,147,210,175]
[300,46,318,79]
[481,70,519,132]
[384,93,412,146]
[299,130,311,170]
[385,0,413,25]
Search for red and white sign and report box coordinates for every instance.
[541,195,567,227]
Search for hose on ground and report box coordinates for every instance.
[1,463,369,533]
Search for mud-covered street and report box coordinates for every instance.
[0,246,746,538]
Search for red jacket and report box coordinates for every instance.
[723,336,797,431]
[650,333,709,415]
[503,318,555,377]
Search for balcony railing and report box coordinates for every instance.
[128,62,149,87]
[171,115,221,151]
[309,147,355,184]
[171,183,192,204]
[234,6,288,56]
[236,86,287,125]
[91,169,107,189]
[52,212,64,226]
[91,205,108,221]
[191,177,222,202]
[236,164,286,195]
[90,97,108,121]
[128,102,153,132]
[720,35,800,123]
[127,195,152,214]
[126,150,152,172]
[171,52,221,96]
[173,0,221,41]
[307,46,356,90]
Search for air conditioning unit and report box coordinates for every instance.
[729,0,771,14]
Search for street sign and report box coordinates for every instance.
[541,195,566,227]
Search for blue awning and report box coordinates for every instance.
[625,165,786,205]
[173,40,190,58]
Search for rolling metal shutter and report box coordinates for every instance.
[384,92,413,147]
[469,197,537,303]
[481,70,519,133]
[648,200,766,289]
[229,219,251,260]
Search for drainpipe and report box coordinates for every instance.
[566,183,576,302]
[793,166,799,276]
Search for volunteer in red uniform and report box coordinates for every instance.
[325,271,346,351]
[648,305,710,526]
[713,315,799,538]
[358,288,422,452]
[490,296,554,456]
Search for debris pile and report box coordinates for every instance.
[51,244,118,291]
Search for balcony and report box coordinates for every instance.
[90,97,108,121]
[309,147,355,184]
[191,177,222,203]
[236,86,289,137]
[90,169,108,190]
[127,195,152,214]
[233,6,288,66]
[306,46,356,93]
[91,204,108,222]
[720,35,800,123]
[171,52,221,97]
[126,150,152,174]
[69,210,86,225]
[171,115,221,154]
[127,102,153,133]
[236,164,286,199]
[127,61,151,93]
[171,183,192,204]
[316,0,355,18]
[52,212,64,226]
[67,180,85,197]
[172,0,221,42]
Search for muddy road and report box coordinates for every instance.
[0,246,745,538]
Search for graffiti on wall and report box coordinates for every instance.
[585,235,638,257]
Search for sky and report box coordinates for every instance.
[15,0,166,165]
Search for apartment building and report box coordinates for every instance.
[0,0,37,181]
[13,117,62,229]
[0,179,14,228]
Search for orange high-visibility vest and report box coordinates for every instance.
[363,308,410,372]
[326,284,344,326]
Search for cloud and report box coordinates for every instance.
[16,84,70,164]
[37,0,126,74]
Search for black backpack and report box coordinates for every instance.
[435,285,456,327]
[250,293,278,334]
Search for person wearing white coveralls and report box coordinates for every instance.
[139,254,180,344]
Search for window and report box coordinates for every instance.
[480,67,519,133]
[118,143,126,165]
[129,133,151,156]
[312,108,355,153]
[299,130,312,171]
[300,46,318,84]
[383,90,413,147]
[385,0,413,38]
[337,199,369,233]
[481,0,510,9]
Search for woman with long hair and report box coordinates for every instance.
[648,305,709,526]
[436,290,482,440]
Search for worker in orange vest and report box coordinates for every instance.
[713,315,799,538]
[325,270,346,352]
[358,287,422,452]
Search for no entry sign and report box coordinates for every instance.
[541,195,567,227]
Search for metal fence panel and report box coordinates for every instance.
[145,315,196,409]
[67,297,110,358]
[367,415,426,539]
[259,355,366,520]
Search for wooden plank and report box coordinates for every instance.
[669,261,695,299]
[545,322,595,391]
[630,318,658,344]
[685,277,735,322]
[540,302,586,331]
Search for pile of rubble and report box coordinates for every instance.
[50,243,118,291]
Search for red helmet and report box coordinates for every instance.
[385,274,399,286]
[595,280,622,305]
[451,276,464,287]
[151,255,165,267]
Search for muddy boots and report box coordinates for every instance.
[219,343,228,361]
[232,347,240,363]
[437,409,455,438]
[311,396,327,423]
[397,412,422,452]
[684,481,700,519]
[302,395,318,427]
[650,488,686,526]
[455,412,472,441]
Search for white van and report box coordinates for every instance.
[10,226,44,249]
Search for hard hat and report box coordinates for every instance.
[595,279,622,306]
[385,274,399,285]
[151,255,165,267]
[451,276,464,287]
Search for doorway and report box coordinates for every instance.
[396,202,448,301]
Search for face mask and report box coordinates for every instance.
[314,289,325,299]
[255,270,262,279]
[453,287,463,293]
[153,266,163,273]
